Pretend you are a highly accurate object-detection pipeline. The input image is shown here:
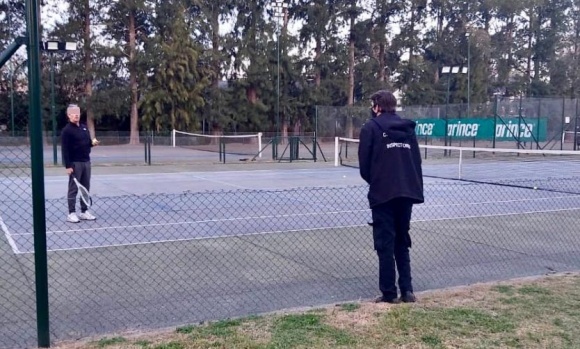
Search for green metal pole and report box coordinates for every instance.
[144,132,148,163]
[467,34,470,121]
[493,95,498,149]
[561,97,565,151]
[517,94,523,150]
[536,99,541,149]
[9,4,15,137]
[313,106,318,162]
[148,132,152,165]
[276,26,280,160]
[26,0,51,346]
[0,37,27,68]
[10,67,15,137]
[572,98,578,150]
[444,74,451,155]
[51,53,57,165]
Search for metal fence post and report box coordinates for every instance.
[575,99,579,151]
[561,97,566,150]
[492,95,498,149]
[26,0,51,346]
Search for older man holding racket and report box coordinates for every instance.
[61,104,99,223]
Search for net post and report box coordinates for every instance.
[458,148,463,179]
[517,95,523,151]
[148,132,152,165]
[219,137,223,163]
[334,137,339,166]
[171,129,175,147]
[258,132,262,158]
[312,133,317,162]
[314,106,318,162]
[561,97,566,151]
[575,99,579,151]
[492,95,498,149]
[536,99,542,149]
[144,133,147,163]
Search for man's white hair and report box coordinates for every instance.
[67,104,80,115]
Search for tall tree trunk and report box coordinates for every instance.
[84,0,95,137]
[346,8,355,139]
[409,4,415,66]
[378,42,386,82]
[128,9,139,144]
[208,4,220,133]
[434,4,444,84]
[533,11,542,85]
[527,18,533,95]
[315,34,321,87]
[573,14,580,97]
[211,6,220,90]
[348,21,355,107]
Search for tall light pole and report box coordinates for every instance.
[44,40,77,165]
[272,0,287,159]
[441,66,467,153]
[466,32,471,119]
[8,0,15,137]
[10,63,15,137]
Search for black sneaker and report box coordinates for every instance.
[400,291,417,303]
[374,295,401,304]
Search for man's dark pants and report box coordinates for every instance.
[371,198,414,300]
[67,161,91,213]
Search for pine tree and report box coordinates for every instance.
[103,0,153,143]
[140,0,209,131]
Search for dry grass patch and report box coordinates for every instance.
[53,272,580,349]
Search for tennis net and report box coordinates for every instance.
[172,130,263,162]
[335,137,580,195]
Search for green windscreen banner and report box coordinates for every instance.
[414,117,548,141]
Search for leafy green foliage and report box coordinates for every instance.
[2,0,580,135]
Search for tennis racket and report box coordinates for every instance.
[72,177,92,208]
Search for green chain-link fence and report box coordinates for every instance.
[2,145,580,348]
[316,97,580,151]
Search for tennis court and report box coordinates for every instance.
[1,148,580,347]
[2,172,579,254]
[2,149,579,255]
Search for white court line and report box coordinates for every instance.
[14,206,580,254]
[37,209,369,235]
[189,174,249,189]
[0,214,20,254]
[39,168,357,182]
[11,193,580,237]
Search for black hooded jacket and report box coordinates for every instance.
[358,112,424,208]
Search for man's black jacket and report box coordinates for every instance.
[358,112,424,208]
[61,122,93,168]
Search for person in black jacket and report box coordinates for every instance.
[61,104,99,223]
[358,90,424,303]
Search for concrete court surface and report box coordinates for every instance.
[1,145,579,348]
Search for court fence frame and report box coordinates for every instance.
[316,96,580,152]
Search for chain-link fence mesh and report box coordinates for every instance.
[0,90,37,348]
[2,157,580,347]
[317,97,580,152]
[2,95,580,348]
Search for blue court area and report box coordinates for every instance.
[2,164,579,254]
[1,161,580,348]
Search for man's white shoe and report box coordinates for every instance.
[67,212,80,223]
[78,211,96,220]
